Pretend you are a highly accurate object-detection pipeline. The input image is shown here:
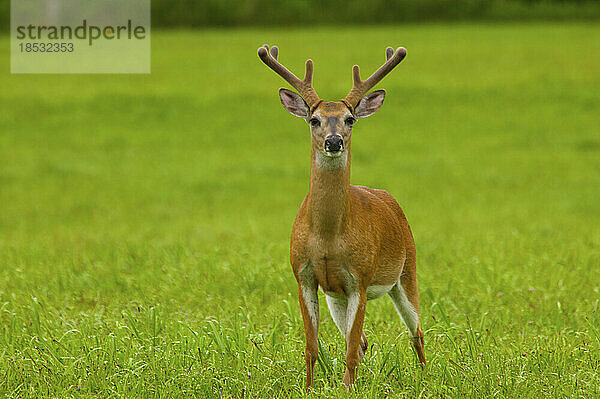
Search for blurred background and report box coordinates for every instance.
[1,1,599,397]
[2,0,600,28]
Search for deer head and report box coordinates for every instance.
[258,45,407,170]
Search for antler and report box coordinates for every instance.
[257,44,322,111]
[343,47,407,109]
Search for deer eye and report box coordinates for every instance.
[309,118,320,128]
[345,117,356,126]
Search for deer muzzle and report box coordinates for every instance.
[324,135,343,155]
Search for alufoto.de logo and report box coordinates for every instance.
[15,19,147,46]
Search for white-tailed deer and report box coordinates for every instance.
[258,44,426,389]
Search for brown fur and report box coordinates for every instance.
[258,44,422,389]
[290,101,426,389]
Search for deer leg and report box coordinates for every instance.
[326,295,368,363]
[298,279,319,389]
[389,278,426,365]
[343,290,367,387]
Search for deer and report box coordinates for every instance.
[257,44,426,389]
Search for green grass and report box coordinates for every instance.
[1,23,600,397]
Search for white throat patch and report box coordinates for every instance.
[315,150,348,170]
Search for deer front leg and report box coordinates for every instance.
[343,289,367,387]
[297,276,319,389]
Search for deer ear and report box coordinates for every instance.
[279,88,309,117]
[355,90,385,118]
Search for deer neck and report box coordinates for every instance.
[307,147,351,237]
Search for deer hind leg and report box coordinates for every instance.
[388,276,426,365]
[298,278,319,389]
[325,295,368,362]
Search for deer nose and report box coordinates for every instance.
[324,136,343,153]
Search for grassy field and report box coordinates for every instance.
[1,23,600,398]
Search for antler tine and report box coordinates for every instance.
[386,47,394,61]
[257,44,322,110]
[344,47,407,109]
